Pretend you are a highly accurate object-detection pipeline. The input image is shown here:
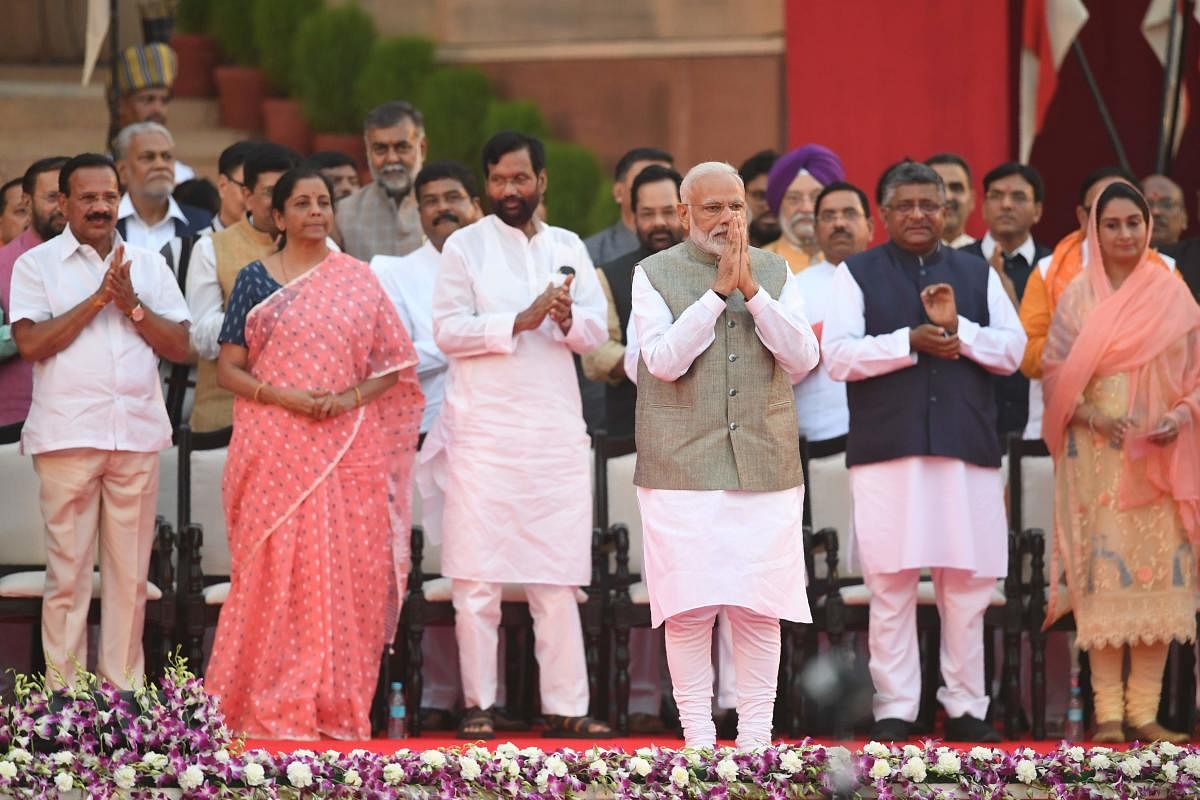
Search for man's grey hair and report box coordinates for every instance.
[879,161,944,208]
[680,161,744,203]
[113,121,174,161]
[363,100,424,134]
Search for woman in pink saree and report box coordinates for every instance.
[206,167,422,739]
[1042,181,1200,743]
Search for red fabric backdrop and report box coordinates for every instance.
[784,1,1015,244]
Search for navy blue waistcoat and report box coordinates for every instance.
[844,241,1001,468]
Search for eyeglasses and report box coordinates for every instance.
[885,200,945,217]
[687,202,746,219]
[1147,198,1182,212]
[817,208,864,224]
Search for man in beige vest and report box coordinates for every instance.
[631,161,819,749]
[186,145,300,432]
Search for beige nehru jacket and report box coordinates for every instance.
[633,240,801,491]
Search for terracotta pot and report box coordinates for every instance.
[213,66,266,131]
[262,98,311,154]
[311,132,367,175]
[170,33,218,97]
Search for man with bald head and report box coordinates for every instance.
[763,144,846,273]
[631,160,819,749]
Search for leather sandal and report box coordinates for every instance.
[1092,719,1124,743]
[1126,720,1191,744]
[456,705,495,740]
[542,714,615,739]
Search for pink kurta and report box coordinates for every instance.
[206,253,422,740]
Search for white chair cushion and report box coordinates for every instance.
[628,580,651,606]
[420,577,587,604]
[839,578,1007,607]
[203,581,230,606]
[190,447,232,576]
[605,452,644,574]
[0,570,162,601]
[0,443,54,565]
[807,452,851,535]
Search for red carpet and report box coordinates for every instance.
[242,735,1125,755]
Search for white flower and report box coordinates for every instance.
[6,748,31,765]
[421,749,446,769]
[349,748,371,758]
[142,752,168,771]
[1159,741,1183,758]
[178,765,204,791]
[1015,759,1038,785]
[902,744,922,759]
[1065,746,1085,762]
[286,761,313,789]
[243,762,266,786]
[111,764,136,789]
[1163,762,1180,781]
[636,746,654,758]
[343,769,362,787]
[780,749,804,774]
[935,752,961,774]
[323,749,340,761]
[383,763,407,785]
[670,765,690,787]
[589,758,608,776]
[292,749,316,759]
[213,748,230,763]
[0,761,15,782]
[1140,751,1160,768]
[459,756,481,781]
[685,749,703,767]
[535,768,550,789]
[1119,758,1143,778]
[1022,747,1036,757]
[1090,754,1113,770]
[828,746,853,770]
[630,756,652,777]
[1091,746,1114,754]
[900,755,927,783]
[1181,754,1200,777]
[54,772,73,792]
[869,758,891,780]
[506,760,519,777]
[544,754,568,778]
[521,746,542,758]
[496,742,519,759]
[864,741,891,758]
[968,746,993,762]
[716,758,739,782]
[51,751,74,766]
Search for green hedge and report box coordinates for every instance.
[417,67,493,167]
[208,0,258,66]
[174,0,210,34]
[253,0,323,93]
[353,37,436,125]
[292,5,377,132]
[543,140,606,238]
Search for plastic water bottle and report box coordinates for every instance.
[387,682,407,739]
[1064,670,1084,742]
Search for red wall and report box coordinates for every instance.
[785,0,1014,242]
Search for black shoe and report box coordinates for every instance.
[943,713,1002,743]
[869,717,914,742]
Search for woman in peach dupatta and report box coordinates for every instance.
[1042,182,1200,743]
[206,168,422,739]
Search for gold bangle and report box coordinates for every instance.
[253,383,266,403]
[1086,410,1097,435]
[353,385,362,407]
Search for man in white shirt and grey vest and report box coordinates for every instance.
[10,153,190,689]
[631,161,819,749]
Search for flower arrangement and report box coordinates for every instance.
[2,659,1200,798]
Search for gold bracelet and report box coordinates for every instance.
[1086,410,1097,435]
[253,383,266,403]
[353,385,362,407]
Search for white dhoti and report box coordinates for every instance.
[850,456,1008,722]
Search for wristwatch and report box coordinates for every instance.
[127,303,145,323]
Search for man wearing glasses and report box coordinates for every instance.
[823,160,1026,743]
[960,163,1052,442]
[186,144,301,432]
[1146,174,1200,304]
[336,101,426,262]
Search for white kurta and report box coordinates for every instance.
[822,262,1026,578]
[419,215,607,586]
[631,267,820,626]
[790,259,849,441]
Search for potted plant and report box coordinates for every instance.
[210,0,266,131]
[255,0,323,154]
[351,36,436,124]
[416,67,493,165]
[169,0,217,97]
[293,5,376,168]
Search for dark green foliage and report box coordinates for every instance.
[253,0,323,93]
[174,0,210,34]
[209,0,258,66]
[292,5,377,132]
[482,100,551,141]
[417,67,493,165]
[544,140,605,237]
[353,37,437,123]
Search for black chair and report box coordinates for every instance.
[175,424,234,673]
[0,420,175,679]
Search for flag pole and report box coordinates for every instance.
[1071,40,1131,175]
[1154,0,1181,174]
[1165,0,1192,173]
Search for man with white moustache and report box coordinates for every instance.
[631,161,819,750]
[763,144,846,273]
[337,101,426,261]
